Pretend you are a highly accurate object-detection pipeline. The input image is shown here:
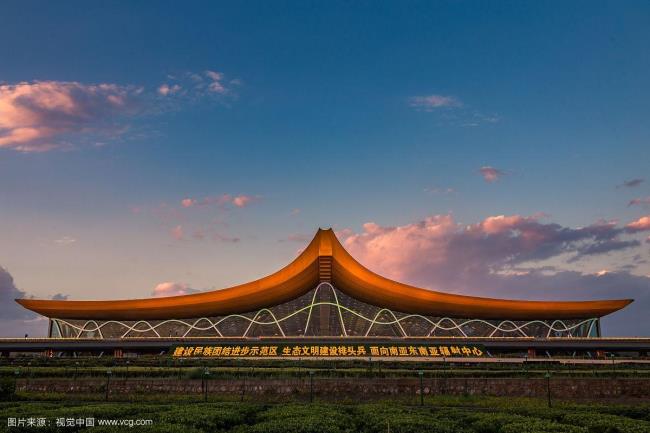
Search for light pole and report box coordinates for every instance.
[26,361,32,388]
[203,368,210,402]
[125,360,130,382]
[73,361,79,390]
[309,370,314,403]
[241,369,246,402]
[13,369,20,401]
[418,370,424,406]
[105,369,112,401]
[544,372,551,408]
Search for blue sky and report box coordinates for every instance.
[0,1,649,336]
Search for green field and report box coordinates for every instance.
[2,396,650,432]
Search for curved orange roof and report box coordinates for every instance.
[16,228,632,320]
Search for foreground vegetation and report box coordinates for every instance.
[2,356,649,380]
[2,358,649,432]
[1,396,649,432]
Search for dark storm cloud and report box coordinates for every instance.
[0,266,35,320]
[0,266,70,337]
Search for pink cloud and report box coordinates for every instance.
[0,81,140,152]
[180,194,257,209]
[1,72,241,153]
[335,228,355,240]
[170,225,184,240]
[232,195,255,208]
[480,215,530,234]
[157,83,181,96]
[408,94,461,109]
[337,215,650,336]
[179,194,230,208]
[181,198,197,208]
[343,214,645,289]
[625,216,650,232]
[479,166,506,183]
[151,281,199,297]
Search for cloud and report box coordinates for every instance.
[479,166,506,182]
[571,239,641,260]
[408,94,461,110]
[205,70,227,94]
[181,198,197,208]
[170,225,184,240]
[290,208,301,216]
[341,215,650,335]
[625,216,650,232]
[461,113,501,127]
[424,186,455,195]
[232,195,255,208]
[157,70,240,100]
[180,194,258,209]
[0,266,67,337]
[180,195,229,208]
[0,266,34,320]
[54,236,76,245]
[0,81,143,152]
[408,94,500,127]
[157,83,181,96]
[343,214,649,286]
[151,281,200,298]
[618,178,644,188]
[1,70,241,153]
[135,195,252,242]
[628,197,650,207]
[494,270,650,337]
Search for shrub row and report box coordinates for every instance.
[2,397,649,433]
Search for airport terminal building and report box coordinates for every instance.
[16,229,631,342]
